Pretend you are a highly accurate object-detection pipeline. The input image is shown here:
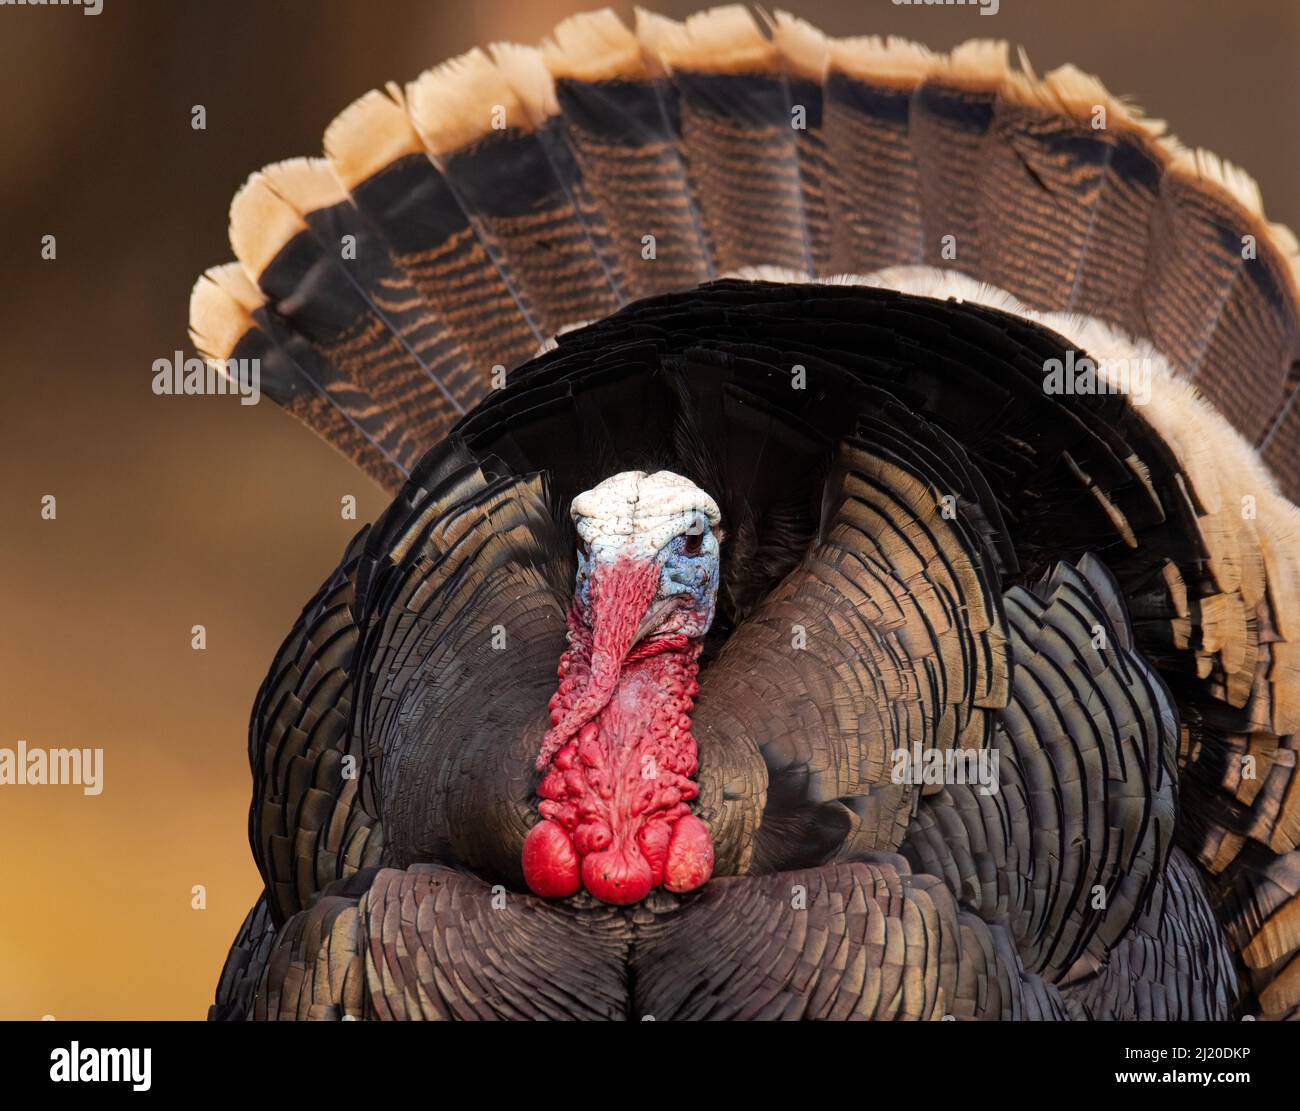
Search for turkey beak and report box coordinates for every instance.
[633,594,684,646]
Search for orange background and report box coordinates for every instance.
[1,0,1297,1019]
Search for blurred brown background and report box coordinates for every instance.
[0,0,1296,1019]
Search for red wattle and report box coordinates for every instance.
[525,557,715,905]
[582,846,654,905]
[663,814,714,892]
[522,819,581,898]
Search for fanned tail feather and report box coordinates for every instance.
[192,4,1300,500]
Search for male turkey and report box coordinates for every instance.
[191,7,1300,1020]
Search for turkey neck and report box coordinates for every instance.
[528,558,714,904]
[547,622,702,803]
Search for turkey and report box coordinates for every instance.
[190,6,1300,1021]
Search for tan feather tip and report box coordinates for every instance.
[228,170,306,278]
[407,47,528,157]
[1167,146,1265,219]
[1164,144,1300,300]
[324,85,423,191]
[634,4,776,74]
[941,38,1010,89]
[261,156,347,216]
[490,42,560,125]
[209,258,263,309]
[1268,221,1300,257]
[1034,64,1166,140]
[1015,44,1038,84]
[189,264,258,364]
[1268,222,1300,299]
[542,8,646,82]
[828,35,937,88]
[771,10,828,82]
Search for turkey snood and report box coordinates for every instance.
[523,471,720,905]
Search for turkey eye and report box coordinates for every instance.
[682,532,703,556]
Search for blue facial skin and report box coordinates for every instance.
[571,521,721,641]
[656,531,721,639]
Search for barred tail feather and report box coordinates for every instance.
[189,262,413,490]
[193,5,1300,506]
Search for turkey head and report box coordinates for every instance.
[524,470,720,904]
